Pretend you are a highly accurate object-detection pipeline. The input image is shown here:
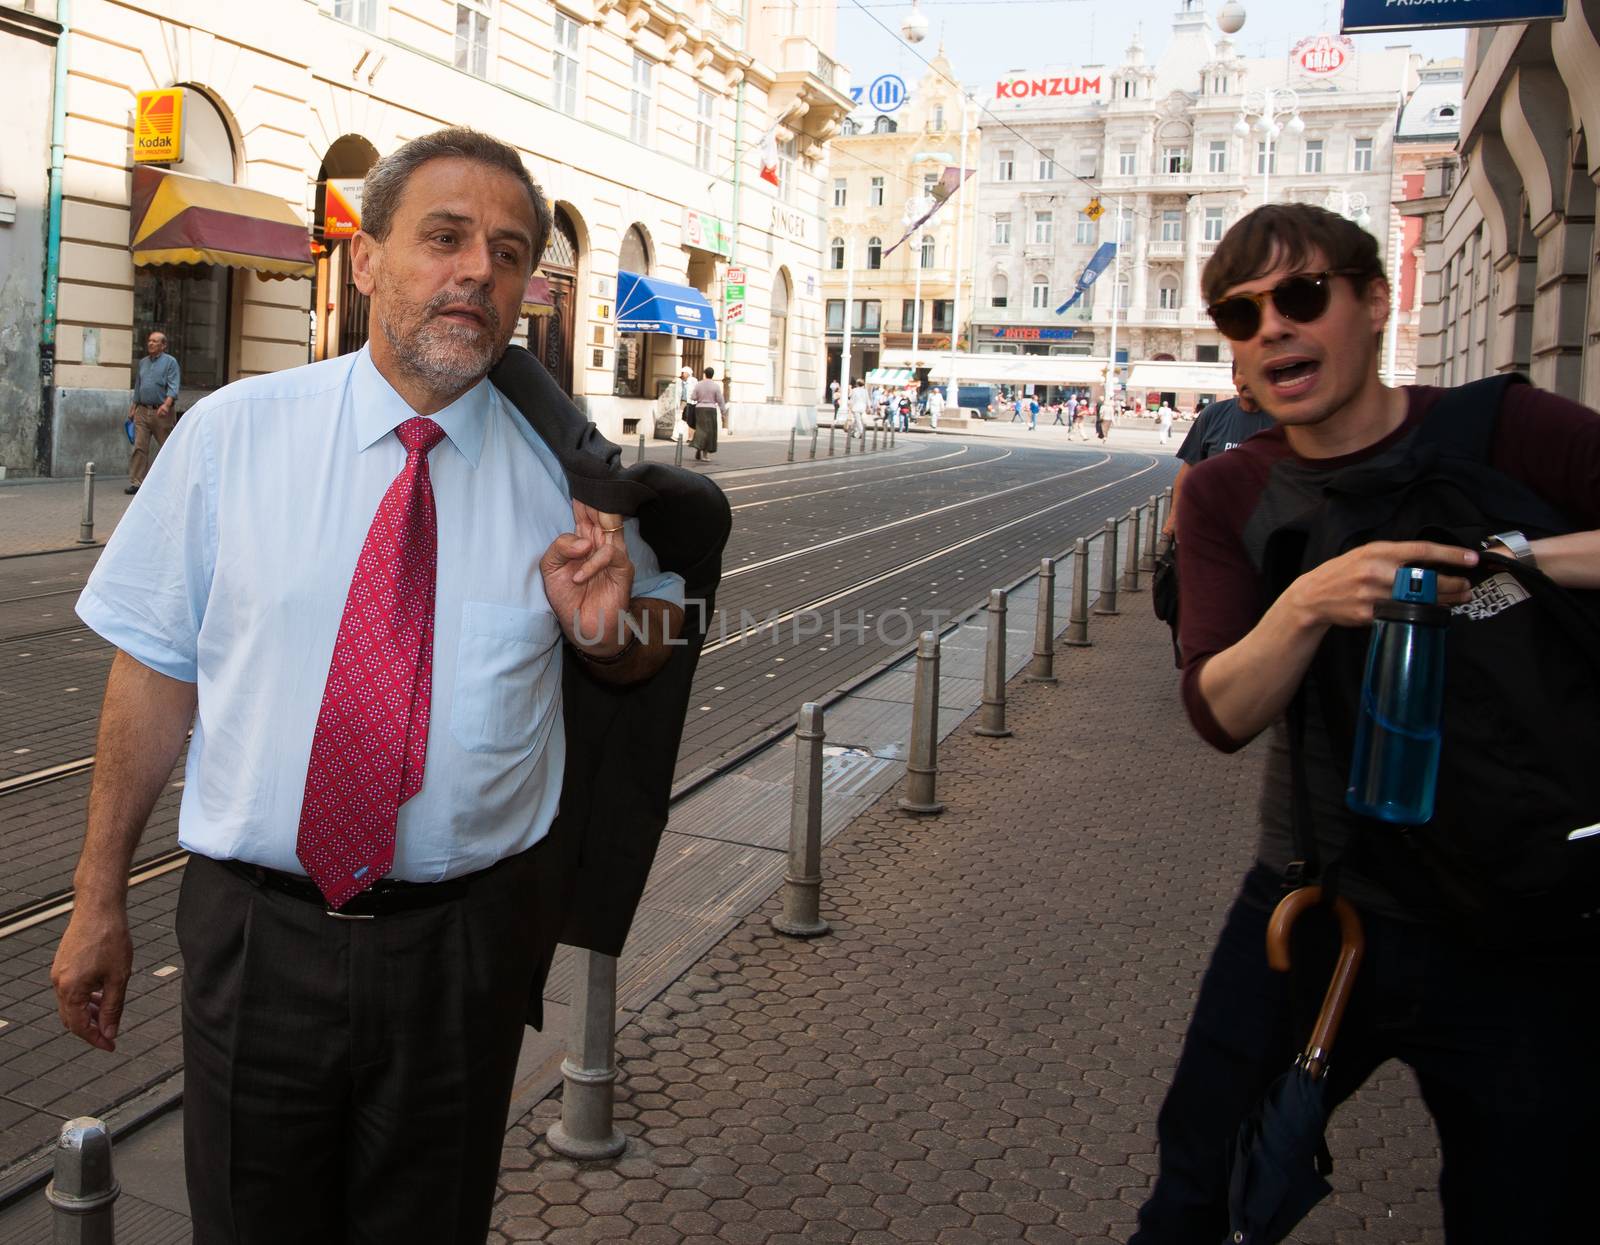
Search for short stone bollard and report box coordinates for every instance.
[545,950,626,1160]
[46,1116,119,1244]
[636,431,646,464]
[844,426,852,456]
[975,589,1013,737]
[1140,495,1160,572]
[1026,557,1058,683]
[1094,517,1120,616]
[1064,537,1092,647]
[828,424,836,456]
[773,703,830,938]
[77,463,96,545]
[787,428,797,462]
[1121,505,1144,593]
[899,631,945,814]
[871,424,879,452]
[810,427,819,459]
[674,436,684,468]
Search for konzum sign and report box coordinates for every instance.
[995,74,1104,101]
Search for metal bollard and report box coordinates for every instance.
[1140,495,1159,572]
[787,428,796,462]
[674,436,684,468]
[46,1117,119,1244]
[871,424,879,452]
[828,424,837,456]
[1064,537,1092,647]
[773,703,830,938]
[77,463,96,545]
[810,427,819,459]
[636,431,646,464]
[1121,505,1143,593]
[546,950,627,1160]
[899,631,945,814]
[975,589,1013,737]
[1026,557,1058,683]
[1094,517,1120,616]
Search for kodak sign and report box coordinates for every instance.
[994,74,1104,101]
[134,88,185,163]
[323,179,364,238]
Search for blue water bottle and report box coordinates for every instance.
[1345,567,1451,825]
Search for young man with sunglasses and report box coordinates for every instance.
[1131,204,1600,1243]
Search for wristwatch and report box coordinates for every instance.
[1482,530,1537,567]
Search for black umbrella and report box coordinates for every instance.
[1225,886,1365,1245]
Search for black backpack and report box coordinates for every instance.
[1263,375,1600,943]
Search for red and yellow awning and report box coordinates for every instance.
[129,165,313,278]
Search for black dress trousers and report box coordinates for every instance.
[177,848,553,1245]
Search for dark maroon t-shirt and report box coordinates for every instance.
[1174,383,1600,915]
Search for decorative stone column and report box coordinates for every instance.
[1130,195,1151,315]
[1182,198,1203,315]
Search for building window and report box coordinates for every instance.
[1197,343,1220,362]
[1037,148,1055,180]
[991,273,1008,308]
[1031,278,1051,310]
[841,117,860,136]
[1114,277,1128,310]
[852,299,881,332]
[1203,207,1225,242]
[833,177,847,207]
[830,236,845,269]
[826,299,845,333]
[996,150,1014,181]
[1208,140,1227,174]
[1033,211,1053,245]
[1303,139,1324,174]
[455,0,492,77]
[1118,206,1133,245]
[333,0,379,30]
[1353,137,1374,172]
[1076,147,1098,177]
[1255,142,1276,176]
[901,300,923,332]
[694,88,715,171]
[931,299,953,332]
[932,104,945,131]
[1158,278,1179,310]
[629,53,653,145]
[873,115,897,134]
[866,236,882,269]
[869,176,884,207]
[1162,146,1188,174]
[920,234,935,269]
[1076,212,1095,245]
[993,213,1011,245]
[923,171,938,195]
[1119,144,1136,176]
[552,11,580,114]
[1161,210,1183,243]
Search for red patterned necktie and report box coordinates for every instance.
[296,416,447,909]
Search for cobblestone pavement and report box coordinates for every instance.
[492,607,1445,1244]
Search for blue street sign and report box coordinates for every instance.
[1342,0,1564,33]
[868,74,908,113]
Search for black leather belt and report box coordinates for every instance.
[221,858,485,919]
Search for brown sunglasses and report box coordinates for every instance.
[1206,270,1367,342]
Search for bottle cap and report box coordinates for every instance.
[1391,566,1437,604]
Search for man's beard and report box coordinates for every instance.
[376,278,506,398]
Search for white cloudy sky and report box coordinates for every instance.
[835,0,1467,94]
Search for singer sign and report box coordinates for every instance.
[994,73,1105,101]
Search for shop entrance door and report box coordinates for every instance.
[528,208,580,396]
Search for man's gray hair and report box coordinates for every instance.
[360,127,553,268]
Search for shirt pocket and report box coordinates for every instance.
[449,601,564,754]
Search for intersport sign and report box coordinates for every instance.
[995,74,1104,101]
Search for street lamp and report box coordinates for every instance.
[1236,87,1302,205]
[901,0,929,44]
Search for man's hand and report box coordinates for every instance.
[541,500,635,656]
[52,903,133,1052]
[1283,540,1477,630]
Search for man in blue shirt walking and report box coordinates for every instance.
[126,330,181,494]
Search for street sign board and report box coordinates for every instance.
[1342,0,1564,33]
[725,300,745,324]
[134,88,185,164]
[323,178,363,238]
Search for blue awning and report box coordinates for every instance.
[615,271,718,340]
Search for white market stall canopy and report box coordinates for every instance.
[924,354,1109,385]
[879,348,943,371]
[1125,360,1236,392]
[865,367,915,385]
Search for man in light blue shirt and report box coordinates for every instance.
[126,330,181,493]
[53,128,686,1242]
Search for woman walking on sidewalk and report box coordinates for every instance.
[690,367,726,462]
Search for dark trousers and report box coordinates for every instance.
[1131,865,1600,1244]
[177,849,551,1245]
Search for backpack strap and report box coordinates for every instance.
[1413,373,1528,464]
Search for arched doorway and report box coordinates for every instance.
[612,224,652,397]
[313,134,380,361]
[529,206,579,395]
[768,269,791,402]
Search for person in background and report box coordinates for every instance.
[126,331,180,494]
[1158,400,1175,445]
[1161,363,1275,541]
[848,378,869,440]
[691,366,725,461]
[925,385,944,430]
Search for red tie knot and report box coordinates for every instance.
[396,417,446,457]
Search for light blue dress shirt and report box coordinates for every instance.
[77,347,683,882]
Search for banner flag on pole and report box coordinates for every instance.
[1056,242,1117,314]
[883,165,976,257]
[758,124,782,188]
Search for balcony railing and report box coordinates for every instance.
[816,49,839,90]
[1147,239,1186,259]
